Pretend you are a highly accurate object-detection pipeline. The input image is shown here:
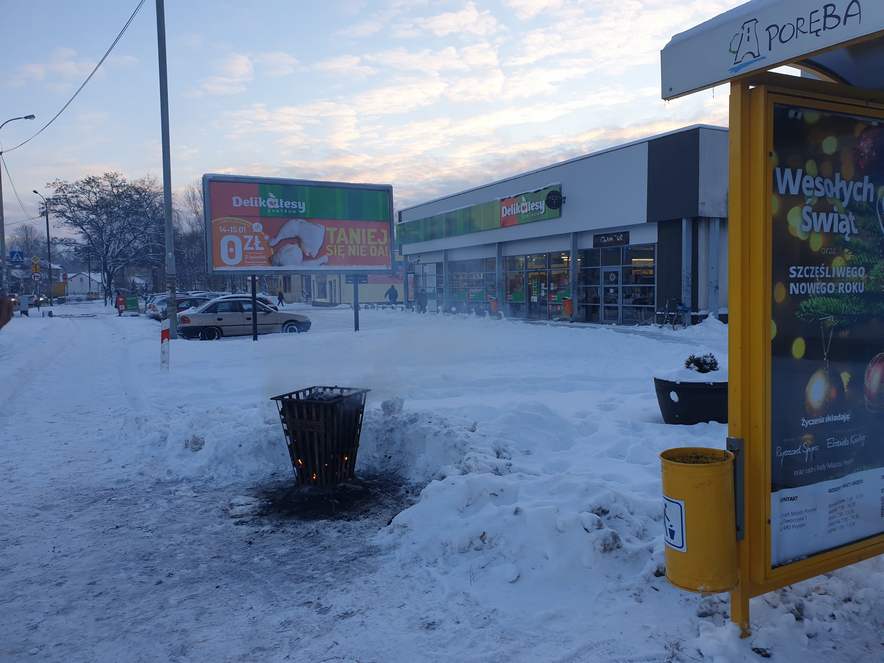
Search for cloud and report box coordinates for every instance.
[11,48,96,87]
[194,50,298,96]
[197,53,254,96]
[400,2,500,38]
[504,0,564,20]
[315,55,377,77]
[254,52,299,77]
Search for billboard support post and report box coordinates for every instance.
[251,274,258,341]
[353,280,359,332]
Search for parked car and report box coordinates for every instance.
[147,294,213,320]
[178,297,311,339]
[214,293,278,310]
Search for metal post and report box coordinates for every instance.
[0,114,36,296]
[44,203,53,306]
[0,165,6,297]
[708,217,721,320]
[441,249,449,313]
[353,280,360,332]
[495,243,503,316]
[569,232,578,322]
[156,0,177,338]
[681,217,693,315]
[251,274,258,341]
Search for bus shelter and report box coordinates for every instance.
[661,0,884,635]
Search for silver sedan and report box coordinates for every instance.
[178,297,311,340]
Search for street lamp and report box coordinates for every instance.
[33,190,53,306]
[0,113,36,296]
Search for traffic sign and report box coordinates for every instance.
[32,262,40,273]
[31,256,40,265]
[32,273,42,282]
[9,249,24,265]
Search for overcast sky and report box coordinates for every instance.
[1,0,738,231]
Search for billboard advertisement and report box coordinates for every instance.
[203,175,393,273]
[397,184,562,244]
[769,103,884,567]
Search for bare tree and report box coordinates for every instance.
[10,223,45,263]
[47,172,164,303]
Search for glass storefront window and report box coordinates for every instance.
[549,269,570,303]
[506,255,525,271]
[579,268,600,286]
[623,244,655,265]
[580,249,600,267]
[527,253,547,269]
[549,252,569,268]
[579,287,600,305]
[506,272,525,302]
[622,286,655,306]
[622,266,655,285]
[601,247,621,266]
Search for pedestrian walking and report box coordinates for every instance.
[385,285,399,306]
[277,290,285,308]
[19,293,30,317]
[416,289,428,314]
[115,291,125,317]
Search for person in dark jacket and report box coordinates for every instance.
[277,290,285,307]
[416,289,428,313]
[384,285,399,305]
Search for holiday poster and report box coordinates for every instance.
[769,104,884,567]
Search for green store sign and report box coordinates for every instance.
[398,184,562,244]
[232,184,391,221]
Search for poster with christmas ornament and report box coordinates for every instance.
[769,103,884,567]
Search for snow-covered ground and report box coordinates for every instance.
[1,303,881,662]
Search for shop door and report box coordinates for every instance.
[527,271,548,319]
[602,267,620,324]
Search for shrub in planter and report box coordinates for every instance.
[654,353,728,425]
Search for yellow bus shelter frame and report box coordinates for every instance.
[727,71,884,635]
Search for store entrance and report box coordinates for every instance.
[602,267,620,324]
[527,271,547,319]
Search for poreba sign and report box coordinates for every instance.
[203,175,393,273]
[661,1,884,99]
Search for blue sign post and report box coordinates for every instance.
[9,249,24,265]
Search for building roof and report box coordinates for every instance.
[398,124,726,215]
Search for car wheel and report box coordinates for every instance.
[282,321,301,334]
[200,327,222,340]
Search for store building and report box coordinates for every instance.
[397,125,729,324]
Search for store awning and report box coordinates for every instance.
[661,0,884,99]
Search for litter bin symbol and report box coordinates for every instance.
[663,496,686,552]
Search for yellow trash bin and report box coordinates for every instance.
[660,447,737,593]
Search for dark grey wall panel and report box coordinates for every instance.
[647,129,699,223]
[656,219,683,310]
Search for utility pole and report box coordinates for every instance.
[155,0,177,338]
[0,114,36,296]
[33,190,53,306]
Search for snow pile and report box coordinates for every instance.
[7,303,879,661]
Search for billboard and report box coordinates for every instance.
[769,103,884,567]
[203,174,393,274]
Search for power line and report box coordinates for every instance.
[0,153,33,222]
[1,0,147,156]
